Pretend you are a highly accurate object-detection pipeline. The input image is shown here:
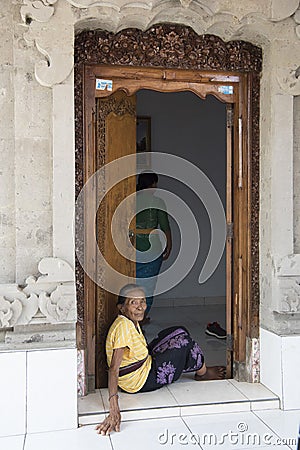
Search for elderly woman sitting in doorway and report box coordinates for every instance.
[96,284,225,436]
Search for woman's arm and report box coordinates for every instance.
[163,229,172,260]
[157,200,172,260]
[95,347,125,435]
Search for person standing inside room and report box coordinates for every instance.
[132,172,172,324]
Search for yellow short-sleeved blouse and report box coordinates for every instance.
[106,315,152,393]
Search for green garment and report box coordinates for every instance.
[135,193,170,253]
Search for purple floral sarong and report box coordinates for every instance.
[139,326,204,392]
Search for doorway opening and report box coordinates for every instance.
[136,89,227,371]
[74,25,261,392]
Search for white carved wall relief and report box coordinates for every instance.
[20,0,300,91]
[0,257,76,329]
[276,255,300,314]
[20,0,57,23]
[21,0,74,87]
[0,286,38,328]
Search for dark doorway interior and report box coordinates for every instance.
[136,90,227,368]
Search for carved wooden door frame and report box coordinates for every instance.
[75,25,261,388]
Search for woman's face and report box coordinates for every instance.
[120,289,147,323]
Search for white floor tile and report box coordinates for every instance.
[254,409,300,450]
[0,434,25,450]
[251,399,280,411]
[201,349,226,366]
[229,380,278,401]
[78,390,104,414]
[183,411,288,449]
[0,352,26,437]
[167,379,248,406]
[204,296,226,305]
[79,413,106,426]
[121,406,180,421]
[24,425,112,450]
[152,298,173,307]
[101,386,178,412]
[174,372,195,383]
[173,297,205,306]
[109,416,191,450]
[180,401,250,416]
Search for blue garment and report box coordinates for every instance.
[136,255,163,314]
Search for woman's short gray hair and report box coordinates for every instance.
[117,284,145,305]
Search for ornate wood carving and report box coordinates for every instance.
[75,67,85,347]
[75,24,261,352]
[250,72,260,336]
[75,25,262,72]
[95,93,136,386]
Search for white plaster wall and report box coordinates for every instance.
[0,3,15,283]
[294,95,300,253]
[259,34,300,332]
[13,2,53,283]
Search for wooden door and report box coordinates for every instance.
[95,91,136,387]
[81,64,256,389]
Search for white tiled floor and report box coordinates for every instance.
[182,411,295,449]
[24,426,112,450]
[144,303,227,366]
[6,410,299,450]
[254,409,300,450]
[167,379,246,406]
[0,434,25,450]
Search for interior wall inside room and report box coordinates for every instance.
[136,90,226,300]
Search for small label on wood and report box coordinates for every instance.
[96,79,113,91]
[218,85,233,95]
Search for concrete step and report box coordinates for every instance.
[78,379,280,426]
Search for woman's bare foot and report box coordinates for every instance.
[194,366,226,380]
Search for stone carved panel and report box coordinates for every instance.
[277,278,300,313]
[0,286,38,328]
[20,0,57,23]
[0,257,76,329]
[276,254,300,313]
[39,285,76,323]
[293,5,300,44]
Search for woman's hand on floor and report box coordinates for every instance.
[95,411,121,435]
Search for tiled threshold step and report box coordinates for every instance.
[78,378,280,426]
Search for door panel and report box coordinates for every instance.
[95,91,136,387]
